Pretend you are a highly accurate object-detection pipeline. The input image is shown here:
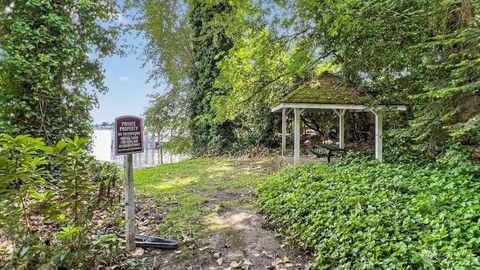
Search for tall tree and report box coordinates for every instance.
[132,0,238,156]
[127,0,194,154]
[189,0,236,155]
[214,1,323,149]
[0,0,120,144]
[144,91,191,154]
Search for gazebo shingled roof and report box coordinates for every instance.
[281,73,365,105]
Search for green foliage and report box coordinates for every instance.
[0,135,50,253]
[213,0,480,158]
[308,0,480,155]
[189,0,236,155]
[134,0,480,157]
[258,158,480,269]
[49,229,123,269]
[213,1,318,150]
[129,0,193,90]
[144,92,192,154]
[53,137,97,225]
[0,0,120,144]
[382,130,432,164]
[0,134,125,269]
[136,0,281,155]
[129,0,194,154]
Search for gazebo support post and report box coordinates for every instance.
[293,108,302,165]
[281,108,287,156]
[334,109,346,148]
[374,109,384,162]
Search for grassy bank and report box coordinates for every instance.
[257,161,480,269]
[133,157,282,238]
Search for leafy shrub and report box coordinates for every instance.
[382,130,431,164]
[0,135,50,246]
[0,135,126,269]
[258,158,480,269]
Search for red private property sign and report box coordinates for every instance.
[115,116,144,155]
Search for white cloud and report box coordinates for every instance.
[119,76,130,82]
[117,13,125,24]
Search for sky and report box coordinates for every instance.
[90,35,160,124]
[91,10,163,125]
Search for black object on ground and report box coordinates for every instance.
[118,234,179,249]
[135,234,179,249]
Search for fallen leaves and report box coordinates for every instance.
[132,247,145,257]
[270,256,294,270]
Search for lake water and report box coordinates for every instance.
[91,129,189,168]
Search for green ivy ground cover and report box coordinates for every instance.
[257,161,480,269]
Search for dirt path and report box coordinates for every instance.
[133,157,312,270]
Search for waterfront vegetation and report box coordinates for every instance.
[1,0,479,269]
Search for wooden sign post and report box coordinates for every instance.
[115,116,144,251]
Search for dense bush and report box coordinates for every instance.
[0,0,119,144]
[257,158,480,269]
[0,135,126,269]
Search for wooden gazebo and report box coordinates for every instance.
[271,73,407,165]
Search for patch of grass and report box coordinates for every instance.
[134,157,279,239]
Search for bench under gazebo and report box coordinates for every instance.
[271,73,407,165]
